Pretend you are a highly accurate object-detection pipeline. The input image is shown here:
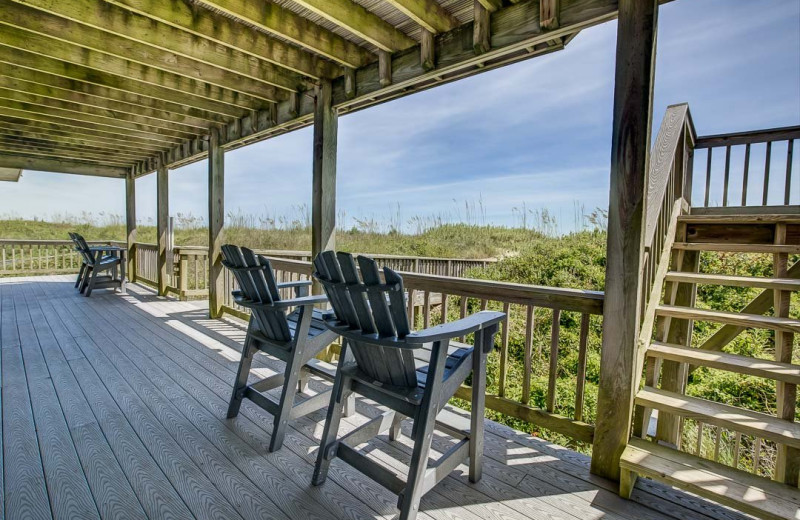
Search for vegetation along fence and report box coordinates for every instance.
[0,239,123,277]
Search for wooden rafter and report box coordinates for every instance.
[6,0,310,91]
[288,0,416,52]
[384,0,459,34]
[0,4,289,103]
[0,47,248,118]
[197,0,373,68]
[0,133,154,159]
[0,118,172,152]
[0,142,140,165]
[0,153,129,177]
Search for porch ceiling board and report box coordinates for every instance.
[0,154,130,177]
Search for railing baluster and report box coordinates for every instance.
[704,147,713,206]
[714,427,722,462]
[722,145,731,206]
[753,437,762,475]
[574,313,590,422]
[785,138,794,205]
[733,432,742,469]
[522,305,534,405]
[497,302,511,398]
[440,293,449,324]
[763,141,772,205]
[546,308,561,413]
[696,421,704,456]
[423,291,431,329]
[742,143,751,205]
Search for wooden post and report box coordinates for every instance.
[591,0,659,481]
[125,170,136,282]
[311,79,337,281]
[208,127,225,318]
[156,160,169,296]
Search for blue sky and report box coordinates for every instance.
[1,0,798,233]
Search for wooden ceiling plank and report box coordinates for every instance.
[0,153,130,177]
[0,94,198,139]
[93,0,341,79]
[8,0,310,91]
[0,118,171,152]
[0,22,280,107]
[0,105,186,144]
[384,0,459,34]
[0,148,132,167]
[0,142,140,165]
[476,0,502,12]
[0,86,206,135]
[287,0,416,52]
[1,65,233,125]
[0,47,247,117]
[198,0,373,67]
[0,132,156,160]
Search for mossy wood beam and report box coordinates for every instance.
[126,171,137,279]
[0,7,289,103]
[0,136,151,161]
[0,143,135,166]
[0,130,154,158]
[0,106,185,147]
[288,0,416,52]
[0,99,195,141]
[142,0,645,176]
[7,0,310,91]
[97,0,341,78]
[0,154,130,178]
[0,87,205,135]
[0,118,171,153]
[0,68,232,127]
[476,0,503,13]
[193,0,372,68]
[0,48,249,118]
[0,73,216,130]
[384,0,459,34]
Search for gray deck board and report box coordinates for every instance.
[0,275,751,520]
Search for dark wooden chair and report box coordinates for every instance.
[72,233,123,297]
[221,244,345,452]
[311,251,505,520]
[68,232,88,289]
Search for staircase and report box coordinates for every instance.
[621,213,800,519]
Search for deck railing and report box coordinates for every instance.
[693,125,799,209]
[0,238,123,276]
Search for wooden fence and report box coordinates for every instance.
[0,239,122,277]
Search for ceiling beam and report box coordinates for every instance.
[0,47,248,118]
[0,153,131,177]
[0,87,205,135]
[0,73,220,130]
[0,117,171,152]
[0,141,139,165]
[287,0,416,52]
[0,105,186,145]
[0,5,289,103]
[383,0,459,34]
[7,0,310,92]
[476,0,503,13]
[0,127,162,156]
[0,95,198,140]
[198,0,373,67]
[0,133,152,160]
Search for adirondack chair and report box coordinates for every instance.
[221,244,346,452]
[72,233,122,297]
[68,232,88,289]
[311,251,506,520]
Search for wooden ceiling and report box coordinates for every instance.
[0,0,629,179]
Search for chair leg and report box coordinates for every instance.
[619,468,638,499]
[313,343,352,486]
[398,408,437,520]
[389,413,404,441]
[80,266,91,293]
[75,263,86,288]
[84,267,99,297]
[469,339,488,483]
[269,345,305,452]
[227,331,256,419]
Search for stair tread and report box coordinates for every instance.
[647,342,800,385]
[635,387,800,449]
[672,242,800,254]
[621,438,800,520]
[678,214,800,224]
[665,272,800,291]
[656,305,800,333]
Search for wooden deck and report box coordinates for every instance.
[0,275,751,520]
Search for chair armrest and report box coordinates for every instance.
[270,294,329,309]
[405,311,506,344]
[277,280,312,289]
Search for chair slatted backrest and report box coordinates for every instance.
[72,233,96,266]
[221,245,292,342]
[314,251,418,388]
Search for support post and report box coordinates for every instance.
[208,127,225,318]
[311,79,338,279]
[125,170,136,282]
[591,0,659,481]
[156,160,169,296]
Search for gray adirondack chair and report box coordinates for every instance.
[72,233,122,296]
[311,251,505,520]
[221,244,344,452]
[69,232,88,289]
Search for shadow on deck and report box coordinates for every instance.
[0,275,751,520]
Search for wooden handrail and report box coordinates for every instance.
[694,125,800,148]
